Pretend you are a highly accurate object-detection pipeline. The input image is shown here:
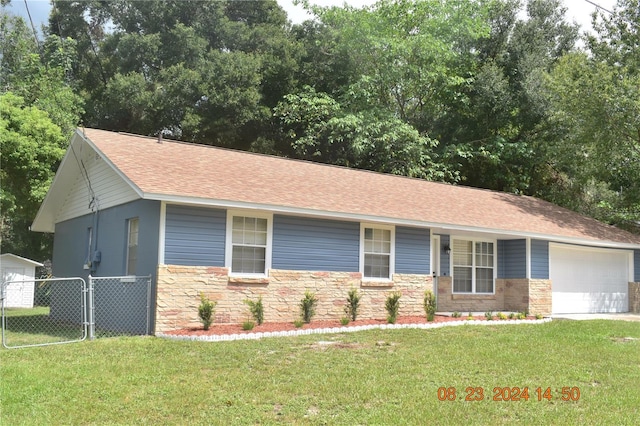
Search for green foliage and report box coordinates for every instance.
[385,292,401,324]
[340,317,350,326]
[244,296,264,325]
[300,291,318,323]
[242,321,255,331]
[497,312,507,320]
[293,319,304,328]
[451,311,461,318]
[485,311,494,321]
[197,293,216,330]
[535,313,543,320]
[344,288,361,321]
[508,312,516,320]
[423,290,437,321]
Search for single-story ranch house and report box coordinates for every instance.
[32,128,640,333]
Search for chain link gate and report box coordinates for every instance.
[1,277,87,349]
[1,275,153,348]
[89,275,152,338]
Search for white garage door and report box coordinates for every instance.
[550,244,630,314]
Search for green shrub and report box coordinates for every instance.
[340,317,350,326]
[198,292,216,330]
[517,311,527,320]
[385,292,402,324]
[300,291,318,323]
[484,311,494,321]
[244,296,264,325]
[535,313,543,320]
[497,312,507,320]
[508,312,515,319]
[423,290,436,321]
[467,313,474,321]
[344,288,361,321]
[452,311,461,318]
[293,319,304,328]
[242,320,255,331]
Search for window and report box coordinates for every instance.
[361,225,394,280]
[228,214,271,275]
[452,239,494,293]
[126,218,139,275]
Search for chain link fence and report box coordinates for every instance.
[90,275,152,338]
[2,275,153,348]
[1,277,87,349]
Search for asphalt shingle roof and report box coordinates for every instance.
[82,128,640,246]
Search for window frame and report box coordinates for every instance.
[360,223,395,281]
[126,217,139,275]
[451,237,496,294]
[225,210,273,277]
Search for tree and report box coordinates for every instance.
[541,0,640,231]
[0,93,66,259]
[48,0,301,149]
[1,11,83,259]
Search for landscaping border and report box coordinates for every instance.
[157,317,552,342]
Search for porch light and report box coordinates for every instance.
[443,244,451,255]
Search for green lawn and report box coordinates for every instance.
[1,320,639,424]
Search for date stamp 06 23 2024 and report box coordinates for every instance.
[437,386,581,402]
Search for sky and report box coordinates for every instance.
[5,0,620,34]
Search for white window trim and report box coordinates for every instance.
[225,210,273,277]
[126,217,139,276]
[360,223,395,281]
[451,237,497,294]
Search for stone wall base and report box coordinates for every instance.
[630,282,640,314]
[435,277,551,316]
[155,265,433,333]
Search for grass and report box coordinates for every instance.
[1,320,639,424]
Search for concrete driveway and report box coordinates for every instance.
[552,313,640,322]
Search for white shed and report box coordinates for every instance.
[1,254,43,309]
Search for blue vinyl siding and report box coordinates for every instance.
[635,250,640,282]
[164,205,226,266]
[53,199,160,279]
[498,239,526,279]
[531,239,549,279]
[272,215,359,271]
[395,226,430,274]
[439,234,450,276]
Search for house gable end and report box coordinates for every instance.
[32,130,141,232]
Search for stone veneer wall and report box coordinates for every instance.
[436,276,505,313]
[630,282,640,314]
[436,277,552,315]
[155,264,433,333]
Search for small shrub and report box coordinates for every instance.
[517,311,527,320]
[344,288,361,321]
[293,319,304,328]
[300,291,318,323]
[198,292,216,330]
[484,311,494,321]
[340,317,350,326]
[466,313,474,321]
[244,296,264,325]
[497,312,507,320]
[423,290,436,321]
[385,292,402,324]
[242,320,255,331]
[508,312,515,319]
[452,311,461,318]
[535,313,543,320]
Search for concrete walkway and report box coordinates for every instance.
[552,313,640,322]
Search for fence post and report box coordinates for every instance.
[88,275,95,340]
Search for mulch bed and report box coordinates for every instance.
[163,315,537,336]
